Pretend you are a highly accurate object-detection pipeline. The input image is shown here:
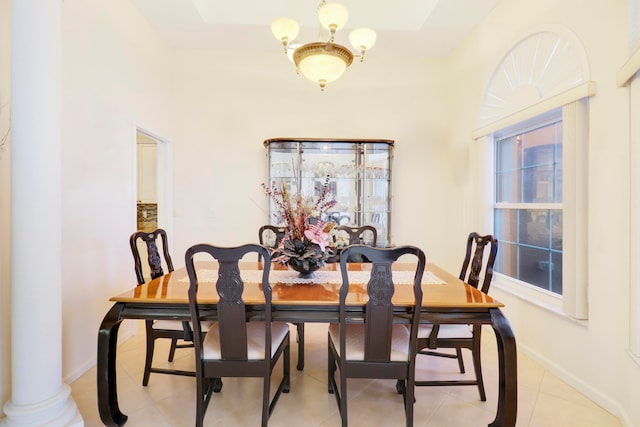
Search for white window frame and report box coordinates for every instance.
[493,110,563,297]
[625,70,640,357]
[473,86,591,320]
[617,15,640,356]
[614,0,640,358]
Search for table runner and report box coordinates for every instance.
[180,269,446,285]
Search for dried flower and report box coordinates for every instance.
[262,175,337,267]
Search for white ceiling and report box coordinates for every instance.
[129,0,501,58]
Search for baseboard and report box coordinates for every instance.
[517,342,632,426]
[64,321,138,384]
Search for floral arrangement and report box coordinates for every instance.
[262,175,337,273]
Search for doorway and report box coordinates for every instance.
[134,128,171,281]
[135,127,171,233]
[136,131,158,231]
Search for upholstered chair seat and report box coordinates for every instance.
[328,323,411,362]
[203,322,290,360]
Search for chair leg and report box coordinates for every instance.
[405,377,414,427]
[284,335,291,393]
[142,320,155,386]
[202,378,216,417]
[340,367,348,427]
[195,374,204,427]
[472,328,487,401]
[456,347,465,373]
[327,339,335,394]
[296,323,305,370]
[195,377,216,427]
[267,335,291,422]
[168,337,178,362]
[261,374,270,427]
[327,335,335,394]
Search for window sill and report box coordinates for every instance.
[492,273,588,326]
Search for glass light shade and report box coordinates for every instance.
[349,28,377,52]
[293,42,354,89]
[271,18,300,43]
[318,3,349,32]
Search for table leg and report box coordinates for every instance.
[97,303,127,426]
[489,308,517,427]
[296,322,305,371]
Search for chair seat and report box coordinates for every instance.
[152,320,185,331]
[328,323,411,362]
[203,322,290,360]
[418,323,473,339]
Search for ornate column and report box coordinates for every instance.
[1,0,82,425]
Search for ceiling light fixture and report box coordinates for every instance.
[271,1,377,91]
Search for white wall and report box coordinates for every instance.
[55,0,451,385]
[169,49,451,264]
[446,0,639,424]
[0,0,448,406]
[59,0,174,380]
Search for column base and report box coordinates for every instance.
[1,384,83,427]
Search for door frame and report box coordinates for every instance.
[133,126,173,243]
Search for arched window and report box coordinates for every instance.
[474,28,593,320]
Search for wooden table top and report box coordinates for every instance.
[111,261,502,309]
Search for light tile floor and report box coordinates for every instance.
[72,322,622,427]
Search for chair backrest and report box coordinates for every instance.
[338,245,425,362]
[459,232,498,294]
[329,213,351,225]
[185,243,272,361]
[258,224,286,262]
[336,225,378,247]
[130,228,174,285]
[258,225,286,249]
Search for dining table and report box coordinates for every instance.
[97,260,517,427]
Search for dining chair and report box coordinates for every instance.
[328,244,425,427]
[414,232,498,401]
[130,228,195,386]
[259,224,307,371]
[185,243,290,427]
[258,224,286,262]
[336,224,377,246]
[335,225,378,262]
[329,212,351,225]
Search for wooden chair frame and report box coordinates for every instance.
[185,243,290,427]
[328,244,425,427]
[414,232,498,401]
[258,225,286,261]
[130,228,195,386]
[259,224,310,371]
[336,225,378,247]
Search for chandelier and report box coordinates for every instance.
[271,1,377,91]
